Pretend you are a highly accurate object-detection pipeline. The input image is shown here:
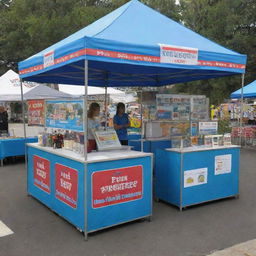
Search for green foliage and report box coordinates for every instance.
[175,0,256,105]
[218,119,232,134]
[0,0,255,107]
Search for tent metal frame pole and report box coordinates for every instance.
[20,78,28,191]
[84,60,88,240]
[140,89,144,152]
[105,86,108,130]
[239,74,245,146]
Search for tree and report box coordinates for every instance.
[174,0,256,104]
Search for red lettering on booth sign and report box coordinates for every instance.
[55,164,78,209]
[92,165,143,208]
[33,155,50,194]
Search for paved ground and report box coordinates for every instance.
[0,149,256,256]
[208,239,256,256]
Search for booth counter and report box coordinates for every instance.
[27,143,153,235]
[0,137,38,166]
[155,145,240,210]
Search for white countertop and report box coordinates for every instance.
[166,145,240,153]
[27,143,152,163]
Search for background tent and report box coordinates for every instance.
[59,84,135,103]
[0,70,34,101]
[231,80,256,99]
[0,70,71,101]
[19,0,246,87]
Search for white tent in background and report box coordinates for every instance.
[58,84,135,103]
[0,70,71,101]
[0,70,34,100]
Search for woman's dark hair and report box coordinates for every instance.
[88,102,100,119]
[116,102,125,115]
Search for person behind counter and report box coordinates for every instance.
[0,106,8,135]
[87,102,101,152]
[113,102,130,145]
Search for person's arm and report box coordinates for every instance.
[113,115,123,130]
[123,114,130,128]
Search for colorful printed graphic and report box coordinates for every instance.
[92,166,143,208]
[45,100,84,131]
[28,100,45,126]
[55,164,78,208]
[184,168,208,188]
[33,155,50,193]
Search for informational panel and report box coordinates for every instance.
[215,154,232,175]
[184,168,208,188]
[156,94,208,121]
[199,121,218,135]
[94,130,122,150]
[45,100,84,131]
[55,163,78,209]
[33,155,50,193]
[28,100,45,126]
[92,165,143,208]
[191,96,209,121]
[156,94,190,121]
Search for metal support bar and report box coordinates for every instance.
[104,86,108,130]
[140,89,144,152]
[84,60,88,240]
[239,74,245,146]
[20,78,28,191]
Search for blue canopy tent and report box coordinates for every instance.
[18,0,247,238]
[19,0,246,87]
[231,80,256,99]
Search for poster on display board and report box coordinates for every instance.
[199,122,218,135]
[45,100,84,131]
[191,96,209,121]
[55,163,78,209]
[33,155,50,194]
[94,130,121,150]
[28,100,45,126]
[92,165,143,208]
[215,154,232,175]
[184,168,208,188]
[156,94,191,121]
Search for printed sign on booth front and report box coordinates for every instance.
[159,44,198,65]
[33,155,50,193]
[92,166,143,208]
[55,164,78,209]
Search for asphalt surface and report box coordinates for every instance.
[0,149,256,256]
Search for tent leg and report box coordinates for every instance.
[20,78,28,189]
[140,89,144,152]
[84,60,88,240]
[105,86,108,130]
[239,74,245,146]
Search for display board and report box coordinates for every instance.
[45,100,84,131]
[28,100,45,126]
[198,121,218,135]
[156,94,190,121]
[156,94,209,121]
[94,129,122,150]
[191,96,209,121]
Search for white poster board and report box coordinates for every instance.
[199,121,218,135]
[94,130,122,151]
[215,154,232,175]
[184,168,208,188]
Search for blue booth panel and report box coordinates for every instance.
[27,144,153,233]
[155,146,240,209]
[0,137,38,160]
